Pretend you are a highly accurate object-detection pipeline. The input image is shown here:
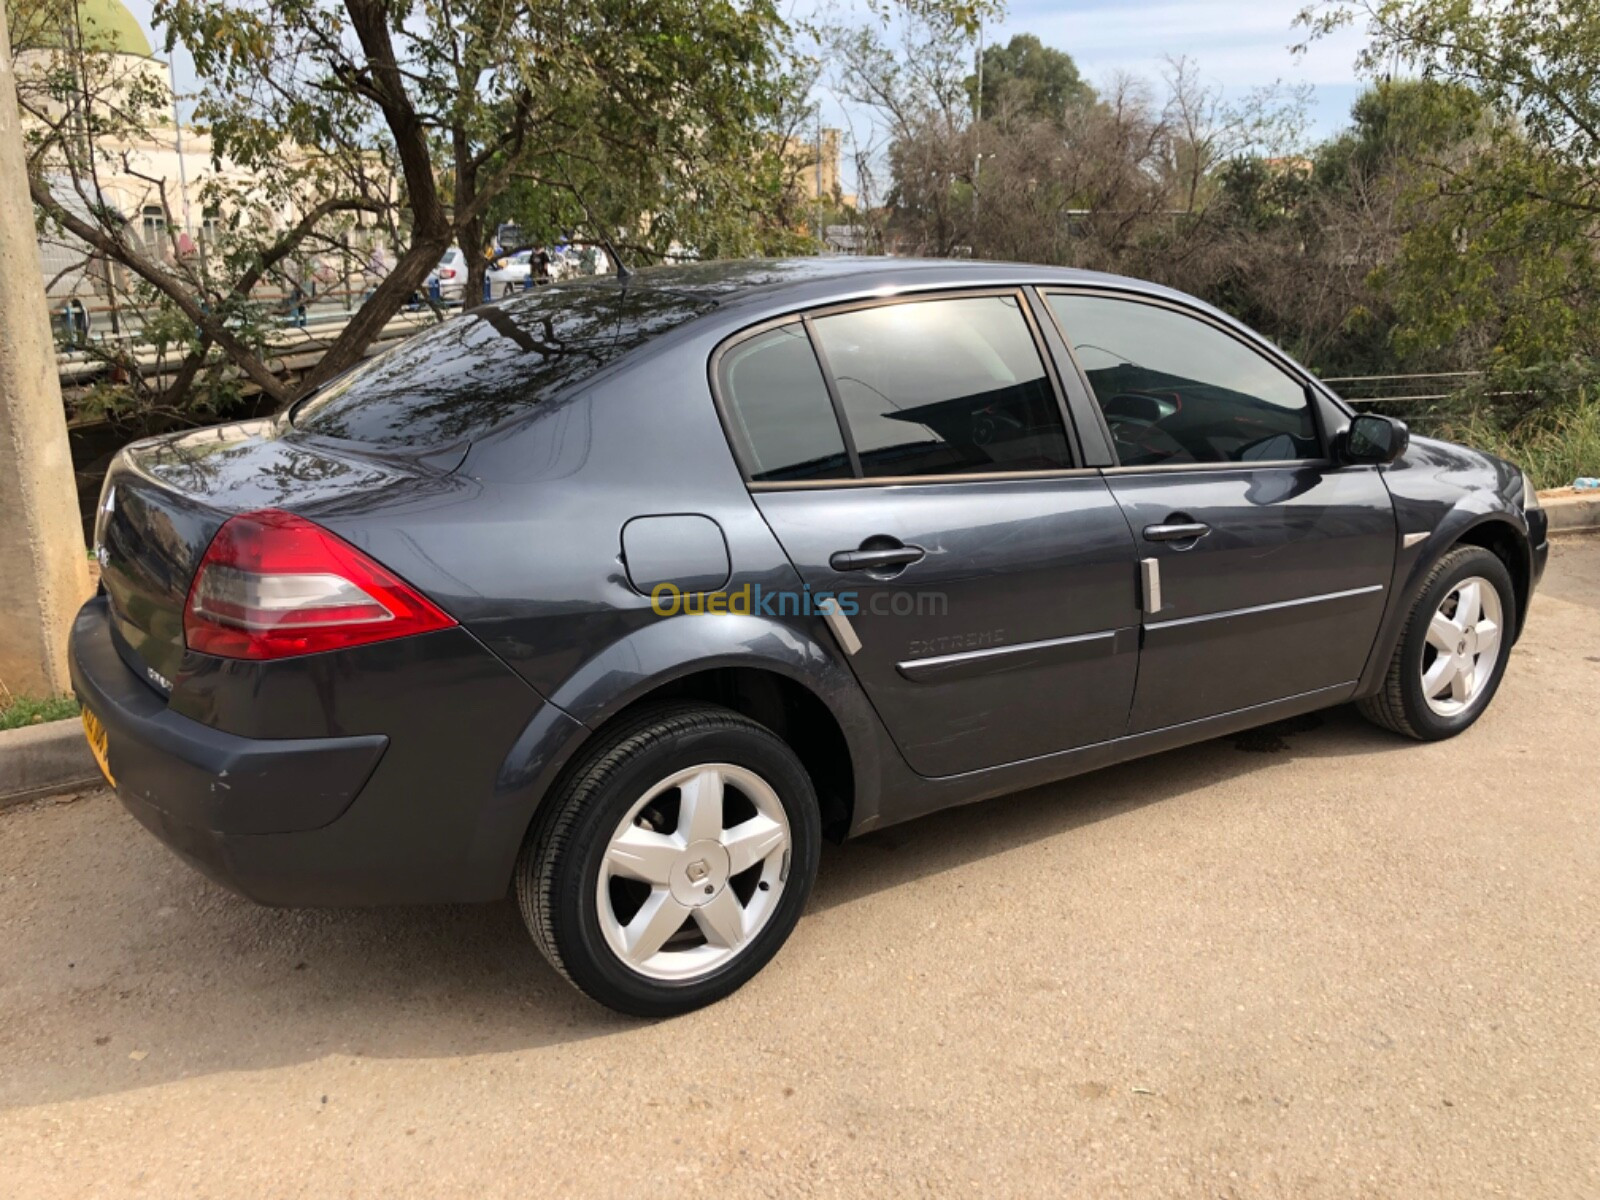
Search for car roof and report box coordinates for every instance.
[526,256,1219,331]
[590,255,1122,299]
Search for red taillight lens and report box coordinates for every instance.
[184,509,455,660]
[440,268,457,279]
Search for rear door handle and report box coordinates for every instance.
[1143,522,1210,543]
[829,546,925,572]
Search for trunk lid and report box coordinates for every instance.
[95,417,463,693]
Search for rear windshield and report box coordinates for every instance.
[292,284,715,447]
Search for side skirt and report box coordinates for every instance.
[856,681,1357,835]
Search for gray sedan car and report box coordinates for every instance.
[73,258,1548,1015]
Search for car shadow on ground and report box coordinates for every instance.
[2,703,1413,1111]
[809,703,1413,914]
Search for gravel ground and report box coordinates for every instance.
[2,538,1597,1198]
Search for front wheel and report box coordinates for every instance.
[515,704,821,1017]
[1358,545,1516,741]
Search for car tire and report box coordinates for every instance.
[1357,545,1516,741]
[515,703,821,1017]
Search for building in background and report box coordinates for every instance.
[15,0,387,308]
[784,127,856,212]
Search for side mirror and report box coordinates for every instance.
[1340,413,1409,466]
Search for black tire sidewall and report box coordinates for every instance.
[1399,549,1516,739]
[546,716,821,1018]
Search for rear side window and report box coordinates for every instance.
[719,325,852,482]
[809,295,1071,478]
[293,285,715,448]
[1047,293,1319,467]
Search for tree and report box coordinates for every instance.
[822,0,997,255]
[1313,77,1484,192]
[965,33,1092,127]
[1298,1,1600,384]
[13,0,805,421]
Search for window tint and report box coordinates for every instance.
[293,284,715,448]
[720,325,852,482]
[810,295,1072,478]
[1048,294,1319,467]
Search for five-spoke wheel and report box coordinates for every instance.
[1420,576,1503,717]
[598,764,791,981]
[1359,545,1516,740]
[515,704,820,1017]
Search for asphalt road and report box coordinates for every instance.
[3,538,1597,1198]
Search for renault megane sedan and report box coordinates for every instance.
[72,258,1549,1016]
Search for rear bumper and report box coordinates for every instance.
[72,599,388,836]
[69,596,586,906]
[70,597,388,897]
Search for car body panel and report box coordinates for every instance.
[1104,463,1396,731]
[94,416,469,692]
[75,594,552,904]
[753,477,1141,776]
[71,598,390,836]
[865,681,1358,832]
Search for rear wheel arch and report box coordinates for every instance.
[529,666,858,853]
[606,668,856,841]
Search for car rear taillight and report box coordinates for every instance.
[440,268,457,280]
[184,509,455,660]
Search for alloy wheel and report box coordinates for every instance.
[596,763,791,982]
[1420,575,1503,718]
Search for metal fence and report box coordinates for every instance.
[1317,371,1526,425]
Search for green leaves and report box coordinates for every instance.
[24,0,815,422]
[965,33,1094,125]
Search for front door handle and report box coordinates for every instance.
[830,545,925,572]
[1143,521,1210,543]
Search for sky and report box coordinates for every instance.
[985,0,1372,133]
[124,0,1377,178]
[811,1,1374,141]
[799,0,1379,197]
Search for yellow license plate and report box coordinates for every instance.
[81,708,115,787]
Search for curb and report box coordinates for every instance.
[1539,489,1600,536]
[0,719,101,811]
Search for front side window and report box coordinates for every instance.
[719,324,852,482]
[1047,294,1319,467]
[809,295,1072,478]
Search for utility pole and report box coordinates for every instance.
[170,59,193,238]
[815,119,825,255]
[972,21,984,223]
[0,2,93,696]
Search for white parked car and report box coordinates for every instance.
[487,249,534,296]
[426,247,469,301]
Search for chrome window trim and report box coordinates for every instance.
[747,466,1105,493]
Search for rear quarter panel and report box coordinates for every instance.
[307,315,896,845]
